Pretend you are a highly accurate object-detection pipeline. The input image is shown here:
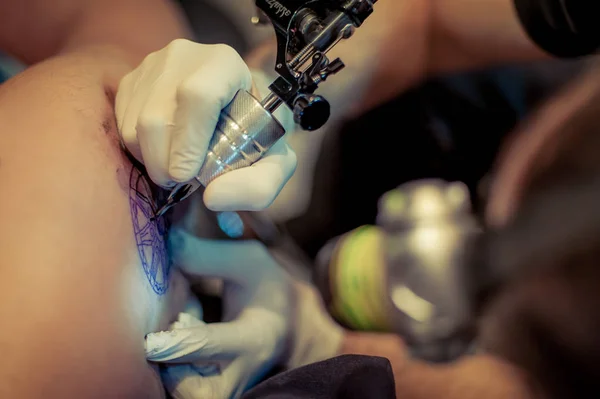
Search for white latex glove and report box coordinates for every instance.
[145,228,344,399]
[116,39,297,211]
[285,280,345,370]
[146,229,291,399]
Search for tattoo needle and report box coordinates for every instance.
[151,200,175,221]
[152,184,193,221]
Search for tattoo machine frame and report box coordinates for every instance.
[154,0,377,218]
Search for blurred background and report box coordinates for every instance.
[175,0,587,259]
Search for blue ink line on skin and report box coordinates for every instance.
[129,167,171,296]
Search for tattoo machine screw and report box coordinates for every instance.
[154,0,378,218]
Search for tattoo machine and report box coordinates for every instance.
[154,0,378,218]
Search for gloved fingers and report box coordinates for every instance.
[134,92,178,187]
[168,228,275,283]
[116,51,178,187]
[203,140,298,211]
[161,357,252,399]
[115,41,253,188]
[160,363,222,399]
[146,319,256,363]
[170,311,206,330]
[115,67,151,164]
[285,281,345,369]
[169,45,252,183]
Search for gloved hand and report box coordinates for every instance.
[145,228,344,399]
[115,39,297,211]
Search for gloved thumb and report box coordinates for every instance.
[203,139,297,211]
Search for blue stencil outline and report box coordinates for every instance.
[128,168,171,295]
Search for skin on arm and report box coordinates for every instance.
[338,332,531,399]
[245,0,432,119]
[0,0,192,66]
[247,0,551,118]
[394,355,532,399]
[0,1,194,396]
[0,48,188,398]
[358,0,550,111]
[426,0,549,75]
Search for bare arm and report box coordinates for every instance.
[247,0,558,117]
[372,0,551,111]
[395,355,532,399]
[246,0,432,119]
[427,0,549,75]
[340,332,532,399]
[0,45,196,399]
[0,0,194,389]
[0,0,191,66]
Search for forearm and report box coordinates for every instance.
[344,0,549,112]
[339,333,531,399]
[245,0,431,121]
[428,0,549,76]
[394,355,532,399]
[246,0,560,120]
[0,0,191,67]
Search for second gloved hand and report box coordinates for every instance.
[116,39,297,211]
[144,228,345,398]
[146,229,292,399]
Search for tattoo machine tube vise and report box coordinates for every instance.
[154,0,377,218]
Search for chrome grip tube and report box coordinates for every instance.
[197,89,285,185]
[164,90,286,208]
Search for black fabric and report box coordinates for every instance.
[515,0,600,57]
[242,355,396,399]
